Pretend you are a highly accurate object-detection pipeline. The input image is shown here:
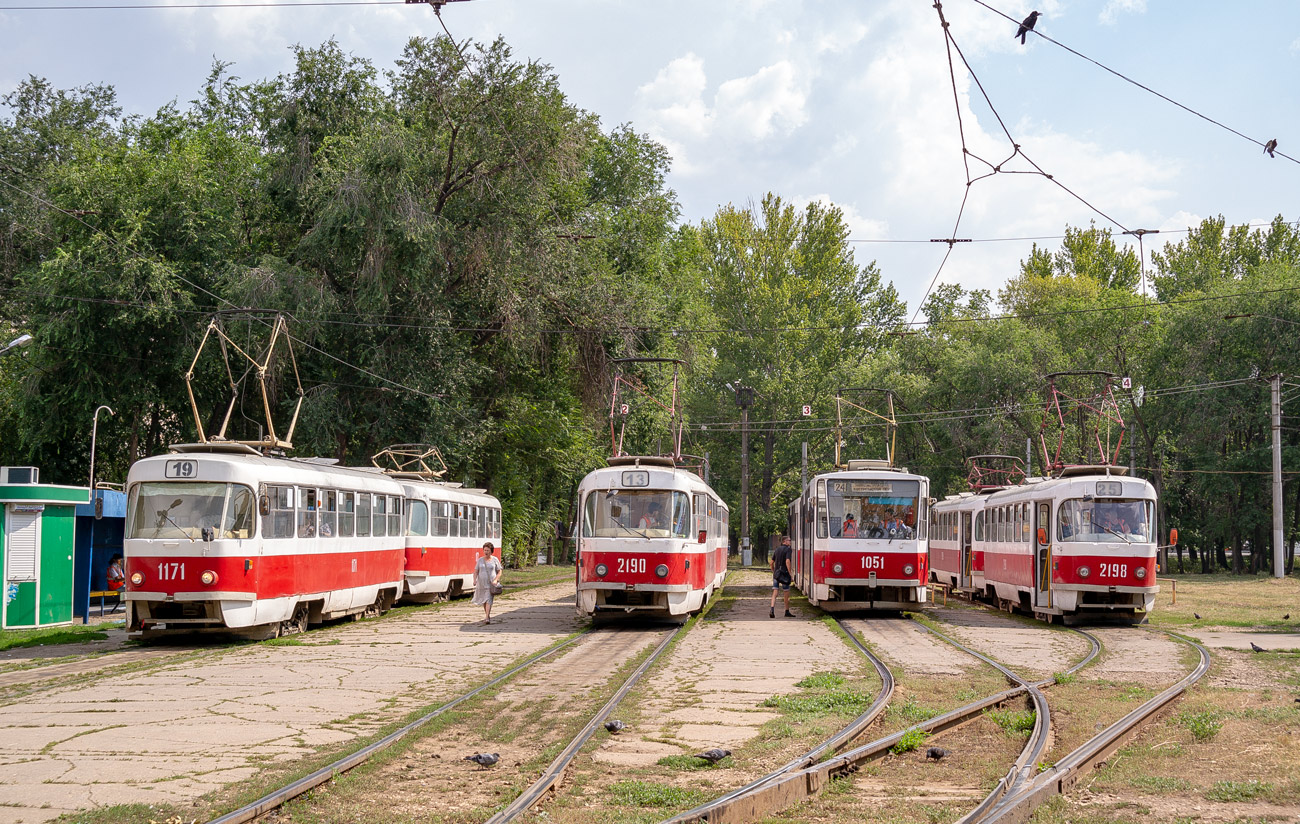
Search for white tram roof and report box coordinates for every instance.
[579,457,728,507]
[808,466,928,484]
[983,472,1155,504]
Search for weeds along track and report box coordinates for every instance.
[204,628,597,824]
[666,616,1100,823]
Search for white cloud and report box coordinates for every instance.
[1100,0,1147,26]
[713,61,808,141]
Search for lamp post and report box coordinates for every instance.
[729,383,754,565]
[1123,229,1160,299]
[89,405,115,496]
[0,334,32,356]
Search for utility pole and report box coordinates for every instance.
[1273,373,1284,578]
[1123,228,1160,300]
[737,385,753,566]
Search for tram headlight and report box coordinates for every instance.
[655,564,669,578]
[1078,565,1091,579]
[200,570,219,586]
[903,564,915,576]
[595,563,609,577]
[130,571,144,586]
[832,562,844,574]
[1134,566,1147,580]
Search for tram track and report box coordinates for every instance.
[663,615,1100,823]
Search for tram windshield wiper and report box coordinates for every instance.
[155,509,195,542]
[1100,524,1131,544]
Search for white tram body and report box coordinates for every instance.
[933,470,1159,622]
[576,457,729,619]
[123,444,504,637]
[788,461,930,611]
[398,479,502,603]
[929,491,990,592]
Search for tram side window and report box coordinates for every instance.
[493,507,502,539]
[408,500,429,536]
[473,505,483,539]
[373,495,388,537]
[297,488,318,538]
[319,490,336,538]
[357,493,372,537]
[267,485,294,539]
[389,496,402,536]
[974,512,982,542]
[431,501,449,537]
[339,492,356,537]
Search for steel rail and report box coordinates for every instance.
[669,619,1100,823]
[205,629,592,824]
[980,630,1211,823]
[657,617,895,824]
[485,625,683,823]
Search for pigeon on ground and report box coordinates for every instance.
[926,746,949,761]
[604,720,627,734]
[1264,139,1278,158]
[1015,11,1040,44]
[464,752,500,769]
[1284,614,1290,620]
[1194,613,1202,620]
[695,748,732,764]
[1250,642,1266,653]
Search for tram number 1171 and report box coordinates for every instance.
[158,562,186,581]
[616,558,646,574]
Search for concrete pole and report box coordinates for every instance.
[1273,374,1284,578]
[741,403,750,556]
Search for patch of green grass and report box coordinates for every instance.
[762,689,874,718]
[886,695,941,724]
[608,780,708,807]
[1129,775,1193,793]
[889,727,930,754]
[1173,709,1223,741]
[985,708,1036,737]
[261,636,306,646]
[0,624,112,651]
[796,670,848,690]
[656,753,730,770]
[1053,671,1076,685]
[1204,779,1271,802]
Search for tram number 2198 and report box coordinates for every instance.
[1098,562,1128,579]
[616,558,646,574]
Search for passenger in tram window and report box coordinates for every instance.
[319,518,333,537]
[842,514,858,538]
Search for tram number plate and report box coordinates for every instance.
[617,558,646,574]
[1098,562,1128,579]
[164,460,198,479]
[158,562,186,581]
[860,556,885,570]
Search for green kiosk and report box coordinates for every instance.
[0,467,89,629]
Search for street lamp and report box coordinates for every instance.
[0,334,32,356]
[89,405,115,497]
[1123,229,1160,300]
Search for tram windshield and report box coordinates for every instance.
[825,478,920,540]
[127,482,255,540]
[583,490,691,538]
[1057,499,1153,543]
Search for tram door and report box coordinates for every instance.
[1033,502,1052,607]
[960,512,973,589]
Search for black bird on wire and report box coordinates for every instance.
[604,720,627,734]
[1250,642,1266,653]
[1015,11,1040,45]
[695,748,732,765]
[926,746,949,761]
[464,752,500,769]
[1264,139,1278,158]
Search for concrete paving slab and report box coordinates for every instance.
[0,580,582,820]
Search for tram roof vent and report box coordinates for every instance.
[608,455,676,468]
[169,442,263,456]
[845,459,894,471]
[1056,464,1130,478]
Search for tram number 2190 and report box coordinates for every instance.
[1097,562,1128,579]
[860,556,885,570]
[616,558,646,574]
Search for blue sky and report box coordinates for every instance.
[2,0,1298,315]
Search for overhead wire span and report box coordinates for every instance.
[914,1,1131,324]
[970,0,1299,166]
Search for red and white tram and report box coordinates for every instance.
[788,460,930,611]
[399,478,502,603]
[576,456,729,621]
[935,469,1160,623]
[123,444,503,637]
[929,492,983,593]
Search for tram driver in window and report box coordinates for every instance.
[638,501,663,531]
[842,513,858,538]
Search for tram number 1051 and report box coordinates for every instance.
[616,558,646,574]
[860,556,885,570]
[1097,562,1128,579]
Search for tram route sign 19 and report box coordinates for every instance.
[165,459,198,479]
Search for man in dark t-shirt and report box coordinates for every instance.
[770,536,794,619]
